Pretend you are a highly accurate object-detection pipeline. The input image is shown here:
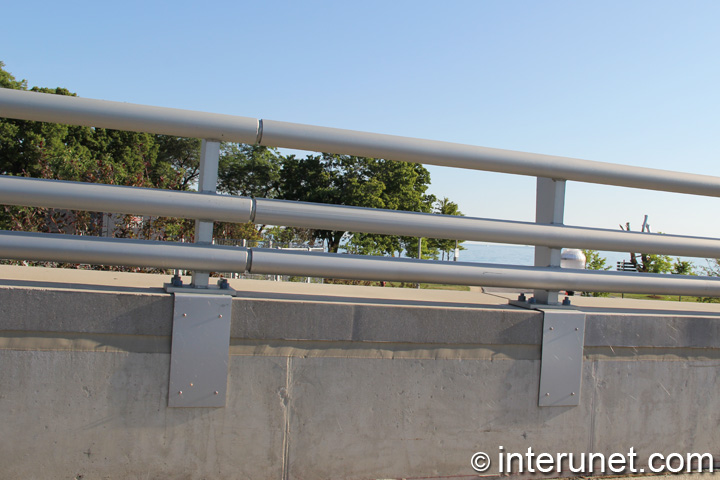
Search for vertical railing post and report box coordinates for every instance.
[534,177,566,305]
[165,139,235,408]
[192,139,221,288]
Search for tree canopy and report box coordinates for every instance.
[219,147,441,254]
[0,61,463,261]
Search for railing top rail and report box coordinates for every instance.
[2,88,720,197]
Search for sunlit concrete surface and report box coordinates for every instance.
[1,265,719,479]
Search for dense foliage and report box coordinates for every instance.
[0,62,465,262]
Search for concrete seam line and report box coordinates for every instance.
[226,341,541,360]
[0,332,170,354]
[584,346,720,361]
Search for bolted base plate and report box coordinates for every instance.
[537,309,586,407]
[168,293,232,407]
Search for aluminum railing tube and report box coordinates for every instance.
[1,231,718,296]
[3,88,720,197]
[248,249,720,297]
[254,198,720,258]
[0,231,249,272]
[3,175,720,258]
[259,120,720,198]
[0,89,259,143]
[0,176,254,223]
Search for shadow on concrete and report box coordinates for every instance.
[573,305,720,318]
[0,278,167,295]
[233,290,513,310]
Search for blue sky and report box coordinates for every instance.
[4,0,720,244]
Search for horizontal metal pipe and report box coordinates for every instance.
[2,176,720,258]
[260,120,720,197]
[249,249,720,297]
[1,231,718,297]
[0,176,254,223]
[0,230,249,272]
[255,198,720,258]
[2,89,720,197]
[0,89,259,143]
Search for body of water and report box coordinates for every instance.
[457,242,534,266]
[455,242,709,272]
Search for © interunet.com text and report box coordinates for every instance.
[470,447,714,474]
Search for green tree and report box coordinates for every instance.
[0,62,459,263]
[0,83,88,177]
[217,148,438,252]
[672,259,696,276]
[427,197,465,261]
[345,158,436,257]
[703,259,720,277]
[0,62,197,251]
[638,254,673,274]
[582,249,610,271]
[218,144,282,198]
[0,61,26,89]
[214,221,263,245]
[619,221,673,274]
[280,153,386,253]
[580,249,610,297]
[153,135,201,190]
[694,259,720,303]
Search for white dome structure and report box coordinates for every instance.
[561,248,586,269]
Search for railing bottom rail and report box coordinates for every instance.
[1,230,719,298]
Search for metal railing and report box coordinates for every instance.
[1,88,720,302]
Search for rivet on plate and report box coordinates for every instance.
[214,391,219,395]
[189,383,194,387]
[178,391,183,395]
[545,393,550,396]
[571,392,576,396]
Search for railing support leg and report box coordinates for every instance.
[165,140,236,408]
[534,177,566,305]
[192,140,221,288]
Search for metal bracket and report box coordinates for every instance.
[168,293,232,407]
[537,309,586,407]
[164,283,237,296]
[508,297,585,406]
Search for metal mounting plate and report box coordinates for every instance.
[538,309,586,407]
[164,283,237,296]
[168,293,232,407]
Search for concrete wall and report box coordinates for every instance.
[1,266,720,479]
